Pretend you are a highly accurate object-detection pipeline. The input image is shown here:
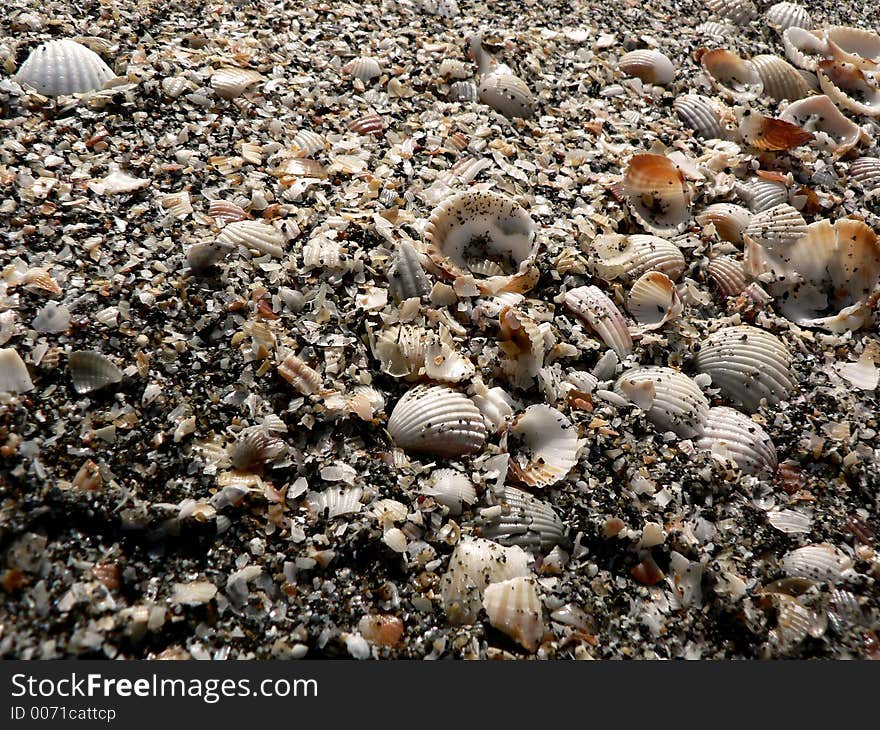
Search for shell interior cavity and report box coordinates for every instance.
[615,366,710,439]
[506,405,580,488]
[15,39,114,96]
[700,48,763,101]
[69,351,123,394]
[623,153,692,235]
[780,95,862,155]
[782,27,830,71]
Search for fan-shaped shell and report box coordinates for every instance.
[623,153,691,235]
[210,67,263,99]
[208,199,250,225]
[421,468,476,515]
[371,324,427,378]
[15,39,113,96]
[817,60,880,117]
[695,406,777,473]
[618,50,675,85]
[705,0,757,25]
[506,405,579,488]
[278,353,322,395]
[230,426,286,472]
[697,203,753,244]
[849,157,880,197]
[69,351,123,394]
[696,21,735,39]
[780,95,862,156]
[477,72,535,119]
[217,220,286,258]
[750,55,811,101]
[700,49,763,101]
[825,26,880,67]
[342,57,382,82]
[781,544,853,582]
[615,366,710,439]
[627,271,683,329]
[478,486,565,553]
[765,2,811,31]
[0,348,34,394]
[782,27,830,72]
[306,487,363,519]
[591,234,686,282]
[736,109,814,151]
[735,177,789,212]
[162,76,195,98]
[449,81,479,102]
[674,94,724,139]
[563,285,633,358]
[743,203,808,250]
[707,255,747,297]
[768,509,811,534]
[482,576,544,652]
[387,385,487,457]
[291,129,326,156]
[388,241,429,301]
[692,325,794,411]
[348,113,385,136]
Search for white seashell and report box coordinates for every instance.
[836,353,879,391]
[735,176,789,213]
[369,498,408,524]
[478,486,565,553]
[229,427,286,472]
[302,236,343,270]
[696,203,753,244]
[780,95,862,156]
[424,330,475,384]
[440,538,531,625]
[705,0,757,25]
[668,552,703,608]
[781,544,854,583]
[618,50,675,85]
[674,94,724,139]
[477,72,535,120]
[627,271,683,329]
[817,59,880,117]
[32,302,70,333]
[306,487,363,519]
[160,190,193,220]
[278,353,322,395]
[387,385,487,457]
[342,57,382,82]
[210,67,263,100]
[708,255,747,297]
[506,405,579,488]
[471,379,517,432]
[769,593,828,648]
[743,203,808,250]
[498,307,545,388]
[439,58,471,79]
[15,39,113,96]
[482,576,544,652]
[449,81,478,103]
[782,27,830,72]
[217,220,286,258]
[162,76,195,98]
[700,49,763,101]
[696,21,735,39]
[208,199,250,225]
[371,325,426,378]
[69,351,122,394]
[291,129,326,156]
[417,0,459,17]
[591,233,686,282]
[421,468,476,515]
[623,153,691,235]
[850,157,880,198]
[825,26,880,67]
[92,168,150,196]
[692,325,795,411]
[388,241,429,301]
[0,348,34,394]
[424,191,538,295]
[695,406,778,473]
[615,366,710,439]
[563,285,633,358]
[765,2,811,31]
[768,509,812,534]
[751,55,811,101]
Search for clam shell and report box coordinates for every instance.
[695,406,778,473]
[618,50,675,85]
[0,348,34,394]
[627,271,683,329]
[707,255,747,297]
[736,109,814,151]
[849,157,880,197]
[162,76,195,98]
[623,153,691,235]
[780,95,862,155]
[735,176,789,212]
[782,27,830,72]
[817,60,880,117]
[439,58,471,79]
[674,94,724,139]
[387,385,487,457]
[15,39,113,96]
[449,80,479,102]
[424,330,476,383]
[186,241,232,272]
[230,427,286,472]
[20,268,62,297]
[217,220,286,258]
[210,67,263,99]
[478,73,535,119]
[743,203,808,250]
[700,49,763,101]
[696,203,753,244]
[506,405,579,488]
[421,468,476,515]
[768,509,812,534]
[563,285,633,358]
[615,366,710,439]
[208,199,250,225]
[306,487,364,519]
[765,2,811,31]
[342,57,382,82]
[782,544,854,583]
[69,351,123,394]
[348,113,385,136]
[696,21,735,39]
[750,55,811,101]
[388,241,430,301]
[825,26,880,67]
[278,353,322,395]
[482,576,544,652]
[705,0,757,25]
[478,486,566,553]
[692,325,795,411]
[291,129,326,156]
[591,233,686,282]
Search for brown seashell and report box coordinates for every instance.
[736,109,814,151]
[626,271,683,329]
[348,113,385,136]
[278,353,322,395]
[701,48,763,101]
[623,153,691,235]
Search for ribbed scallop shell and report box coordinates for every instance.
[591,234,686,282]
[210,67,263,99]
[477,72,535,119]
[705,0,757,24]
[421,468,476,515]
[768,509,811,534]
[707,255,747,297]
[388,241,429,301]
[217,220,286,258]
[627,271,683,329]
[306,487,364,519]
[618,50,675,85]
[348,113,385,136]
[850,157,880,196]
[274,157,328,181]
[69,351,123,394]
[735,177,789,212]
[696,21,735,39]
[623,153,691,235]
[0,348,34,394]
[782,27,830,71]
[563,285,633,358]
[229,426,286,472]
[449,81,479,102]
[696,203,753,244]
[751,55,811,101]
[737,109,814,151]
[498,307,545,388]
[424,191,538,295]
[615,366,710,439]
[278,353,322,395]
[371,325,427,378]
[160,191,193,220]
[817,60,880,117]
[387,385,487,457]
[15,39,113,96]
[781,544,853,582]
[439,58,471,79]
[743,203,808,250]
[291,129,326,156]
[208,199,250,225]
[342,57,382,82]
[162,76,195,98]
[700,49,763,101]
[780,95,862,155]
[482,576,544,652]
[674,94,724,139]
[695,406,777,473]
[478,486,565,553]
[765,2,811,31]
[693,325,794,411]
[825,26,880,67]
[506,405,579,488]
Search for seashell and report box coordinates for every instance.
[735,176,789,212]
[498,307,545,388]
[358,614,404,648]
[769,593,827,648]
[471,379,517,432]
[0,348,34,394]
[439,59,471,80]
[160,191,193,220]
[421,468,476,515]
[417,0,460,18]
[668,552,703,608]
[817,60,880,117]
[705,0,757,25]
[208,199,250,225]
[348,113,385,136]
[69,351,123,394]
[696,21,735,39]
[217,220,286,258]
[424,329,475,384]
[482,576,544,652]
[765,2,811,32]
[210,67,263,99]
[477,72,535,120]
[591,233,686,282]
[696,203,753,244]
[743,203,808,250]
[371,325,427,378]
[700,49,763,101]
[186,241,232,273]
[692,325,795,411]
[278,353,322,395]
[506,405,579,488]
[695,406,778,473]
[563,285,633,358]
[674,94,724,139]
[782,27,830,72]
[849,157,880,197]
[618,50,675,86]
[615,366,710,439]
[162,76,195,98]
[20,268,62,297]
[291,129,326,157]
[708,255,748,297]
[768,509,812,534]
[306,487,364,520]
[230,426,287,472]
[387,385,487,457]
[736,109,814,151]
[781,544,854,583]
[424,191,538,295]
[342,57,382,82]
[449,81,479,102]
[274,157,328,181]
[825,26,880,67]
[440,538,531,625]
[302,236,343,270]
[387,241,429,301]
[15,39,113,96]
[627,271,683,329]
[33,302,70,333]
[780,95,862,156]
[623,153,691,235]
[750,55,811,101]
[477,486,565,553]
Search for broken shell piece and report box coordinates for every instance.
[186,241,232,272]
[705,0,757,25]
[348,113,385,136]
[478,486,565,553]
[564,285,633,358]
[69,351,122,394]
[849,157,880,197]
[478,73,535,120]
[836,353,879,390]
[695,406,778,473]
[697,203,753,244]
[590,233,686,282]
[160,190,193,219]
[217,220,286,258]
[506,405,579,488]
[707,255,747,297]
[780,95,862,156]
[743,204,808,250]
[342,57,382,82]
[388,241,430,301]
[750,55,811,101]
[736,109,814,151]
[482,576,544,652]
[623,153,692,235]
[674,94,725,139]
[0,348,34,394]
[817,60,880,117]
[498,307,545,388]
[208,199,250,226]
[278,354,322,395]
[15,39,113,96]
[421,469,476,515]
[387,385,487,458]
[230,427,287,472]
[782,27,830,72]
[825,26,880,67]
[768,509,812,534]
[700,49,763,102]
[782,544,854,583]
[371,324,427,378]
[162,76,195,98]
[449,81,479,102]
[627,271,683,329]
[306,487,364,520]
[735,176,789,213]
[424,330,475,383]
[210,67,263,99]
[618,50,675,85]
[471,379,518,432]
[615,366,710,439]
[765,2,811,31]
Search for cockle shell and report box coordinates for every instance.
[849,157,880,198]
[736,109,814,151]
[591,234,686,282]
[274,157,328,181]
[210,67,263,99]
[506,405,579,488]
[230,426,287,472]
[478,72,535,119]
[278,353,322,395]
[424,191,538,295]
[623,153,691,235]
[825,26,880,67]
[692,325,794,411]
[421,468,476,515]
[208,199,250,225]
[69,351,123,394]
[750,55,811,101]
[618,50,675,85]
[217,220,286,258]
[449,81,479,102]
[471,379,517,432]
[0,348,34,394]
[615,366,710,439]
[162,76,195,98]
[306,487,364,520]
[291,129,326,156]
[498,307,545,388]
[695,406,778,473]
[817,60,880,117]
[782,27,830,72]
[342,57,382,82]
[348,113,385,136]
[707,255,747,297]
[697,203,753,244]
[705,0,757,24]
[696,21,735,39]
[387,385,487,457]
[563,285,633,358]
[765,2,811,32]
[781,544,854,583]
[674,94,724,139]
[439,58,471,79]
[780,95,862,156]
[482,576,544,652]
[768,509,812,534]
[743,203,808,250]
[15,39,113,96]
[627,271,683,329]
[478,486,566,553]
[371,324,427,378]
[700,49,763,101]
[735,176,789,213]
[388,241,429,301]
[424,328,476,383]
